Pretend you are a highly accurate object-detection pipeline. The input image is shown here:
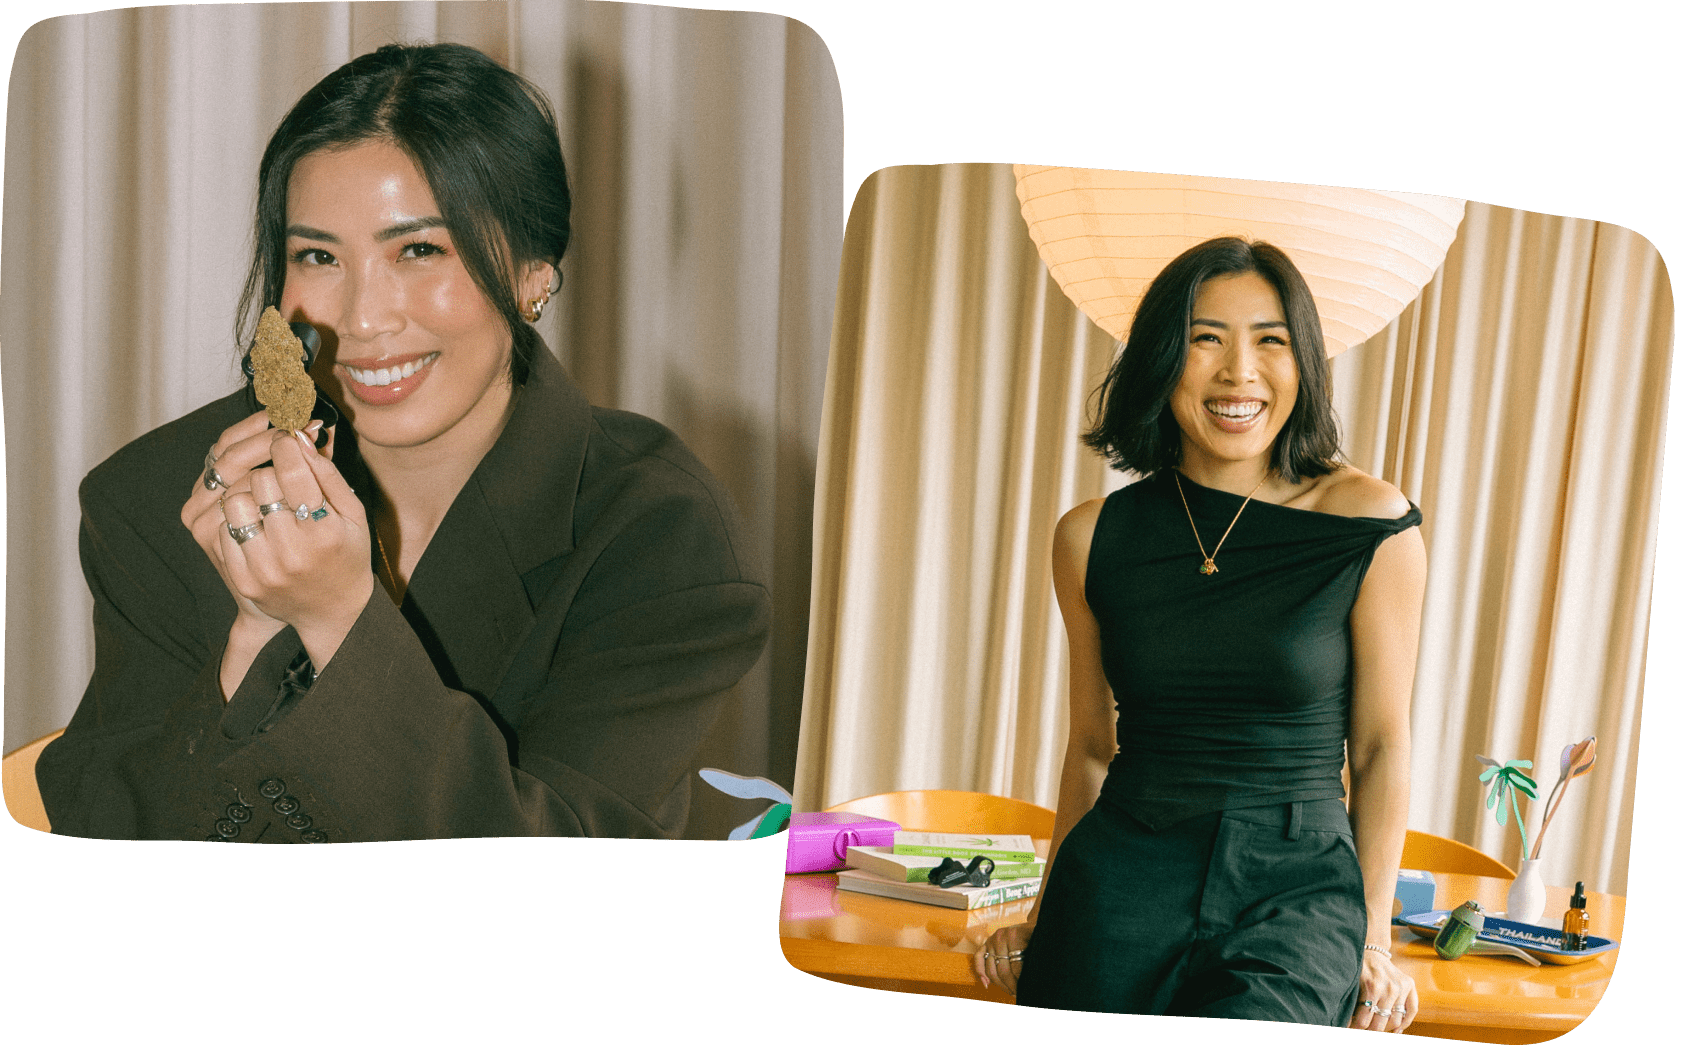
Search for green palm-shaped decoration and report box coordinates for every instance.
[1476,755,1539,859]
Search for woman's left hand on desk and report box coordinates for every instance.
[974,923,1032,995]
[1350,946,1417,1032]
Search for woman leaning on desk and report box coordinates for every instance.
[37,43,770,842]
[973,238,1427,1031]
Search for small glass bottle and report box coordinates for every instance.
[1560,881,1590,951]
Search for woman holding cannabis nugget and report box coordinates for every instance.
[39,43,769,842]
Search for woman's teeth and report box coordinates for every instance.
[1206,400,1263,421]
[345,352,438,387]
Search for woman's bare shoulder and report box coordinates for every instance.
[1052,497,1107,584]
[1304,466,1412,520]
[1056,497,1107,542]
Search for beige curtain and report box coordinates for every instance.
[798,164,1670,896]
[0,1,843,839]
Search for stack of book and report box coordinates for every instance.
[835,831,1045,910]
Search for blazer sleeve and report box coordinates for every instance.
[224,571,770,841]
[37,465,250,839]
[224,442,771,840]
[41,435,771,842]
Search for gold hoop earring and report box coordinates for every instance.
[521,290,550,323]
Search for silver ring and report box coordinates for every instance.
[203,447,230,492]
[1391,1007,1407,1016]
[309,501,330,522]
[205,461,232,495]
[227,521,264,544]
[294,504,311,521]
[257,501,290,517]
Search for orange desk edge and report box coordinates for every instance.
[780,866,1623,1044]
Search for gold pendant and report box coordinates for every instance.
[1200,558,1217,575]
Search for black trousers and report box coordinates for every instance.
[1015,797,1365,1024]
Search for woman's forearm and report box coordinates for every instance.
[1032,499,1115,925]
[1348,741,1411,945]
[219,613,286,700]
[1028,744,1109,925]
[291,577,374,675]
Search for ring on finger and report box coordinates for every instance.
[227,521,264,544]
[257,500,290,517]
[308,501,331,522]
[203,453,230,492]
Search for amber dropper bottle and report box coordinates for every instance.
[1560,881,1589,951]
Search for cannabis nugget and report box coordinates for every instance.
[251,307,317,432]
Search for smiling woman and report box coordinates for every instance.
[36,43,772,842]
[277,140,544,602]
[1171,274,1301,488]
[973,237,1427,1032]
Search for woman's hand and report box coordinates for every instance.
[1349,946,1417,1032]
[182,411,307,637]
[972,922,1033,995]
[212,427,374,669]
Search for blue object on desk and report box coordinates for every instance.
[1398,910,1617,965]
[1395,868,1436,918]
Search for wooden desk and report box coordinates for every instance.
[1396,874,1624,1045]
[779,866,1624,1042]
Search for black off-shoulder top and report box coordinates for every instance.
[1085,471,1422,829]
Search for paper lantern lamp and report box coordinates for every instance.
[1013,165,1467,357]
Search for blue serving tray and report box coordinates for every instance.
[1398,910,1617,965]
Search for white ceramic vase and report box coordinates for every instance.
[1506,858,1547,924]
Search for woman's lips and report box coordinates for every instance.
[1204,398,1265,434]
[338,352,439,406]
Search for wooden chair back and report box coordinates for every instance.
[3,728,63,833]
[824,789,1055,841]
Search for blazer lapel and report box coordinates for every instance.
[397,344,592,703]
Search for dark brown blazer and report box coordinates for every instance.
[39,347,771,841]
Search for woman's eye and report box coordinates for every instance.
[290,248,335,266]
[1191,332,1220,344]
[399,241,447,260]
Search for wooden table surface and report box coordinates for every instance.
[779,858,1623,1044]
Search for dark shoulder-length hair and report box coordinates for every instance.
[237,42,571,386]
[1082,236,1342,483]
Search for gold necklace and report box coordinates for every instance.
[374,524,405,604]
[1173,470,1269,575]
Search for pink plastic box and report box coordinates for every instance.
[784,811,899,873]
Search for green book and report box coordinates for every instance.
[835,869,1042,910]
[845,845,1045,883]
[890,830,1037,862]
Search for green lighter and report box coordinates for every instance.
[1434,900,1486,960]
